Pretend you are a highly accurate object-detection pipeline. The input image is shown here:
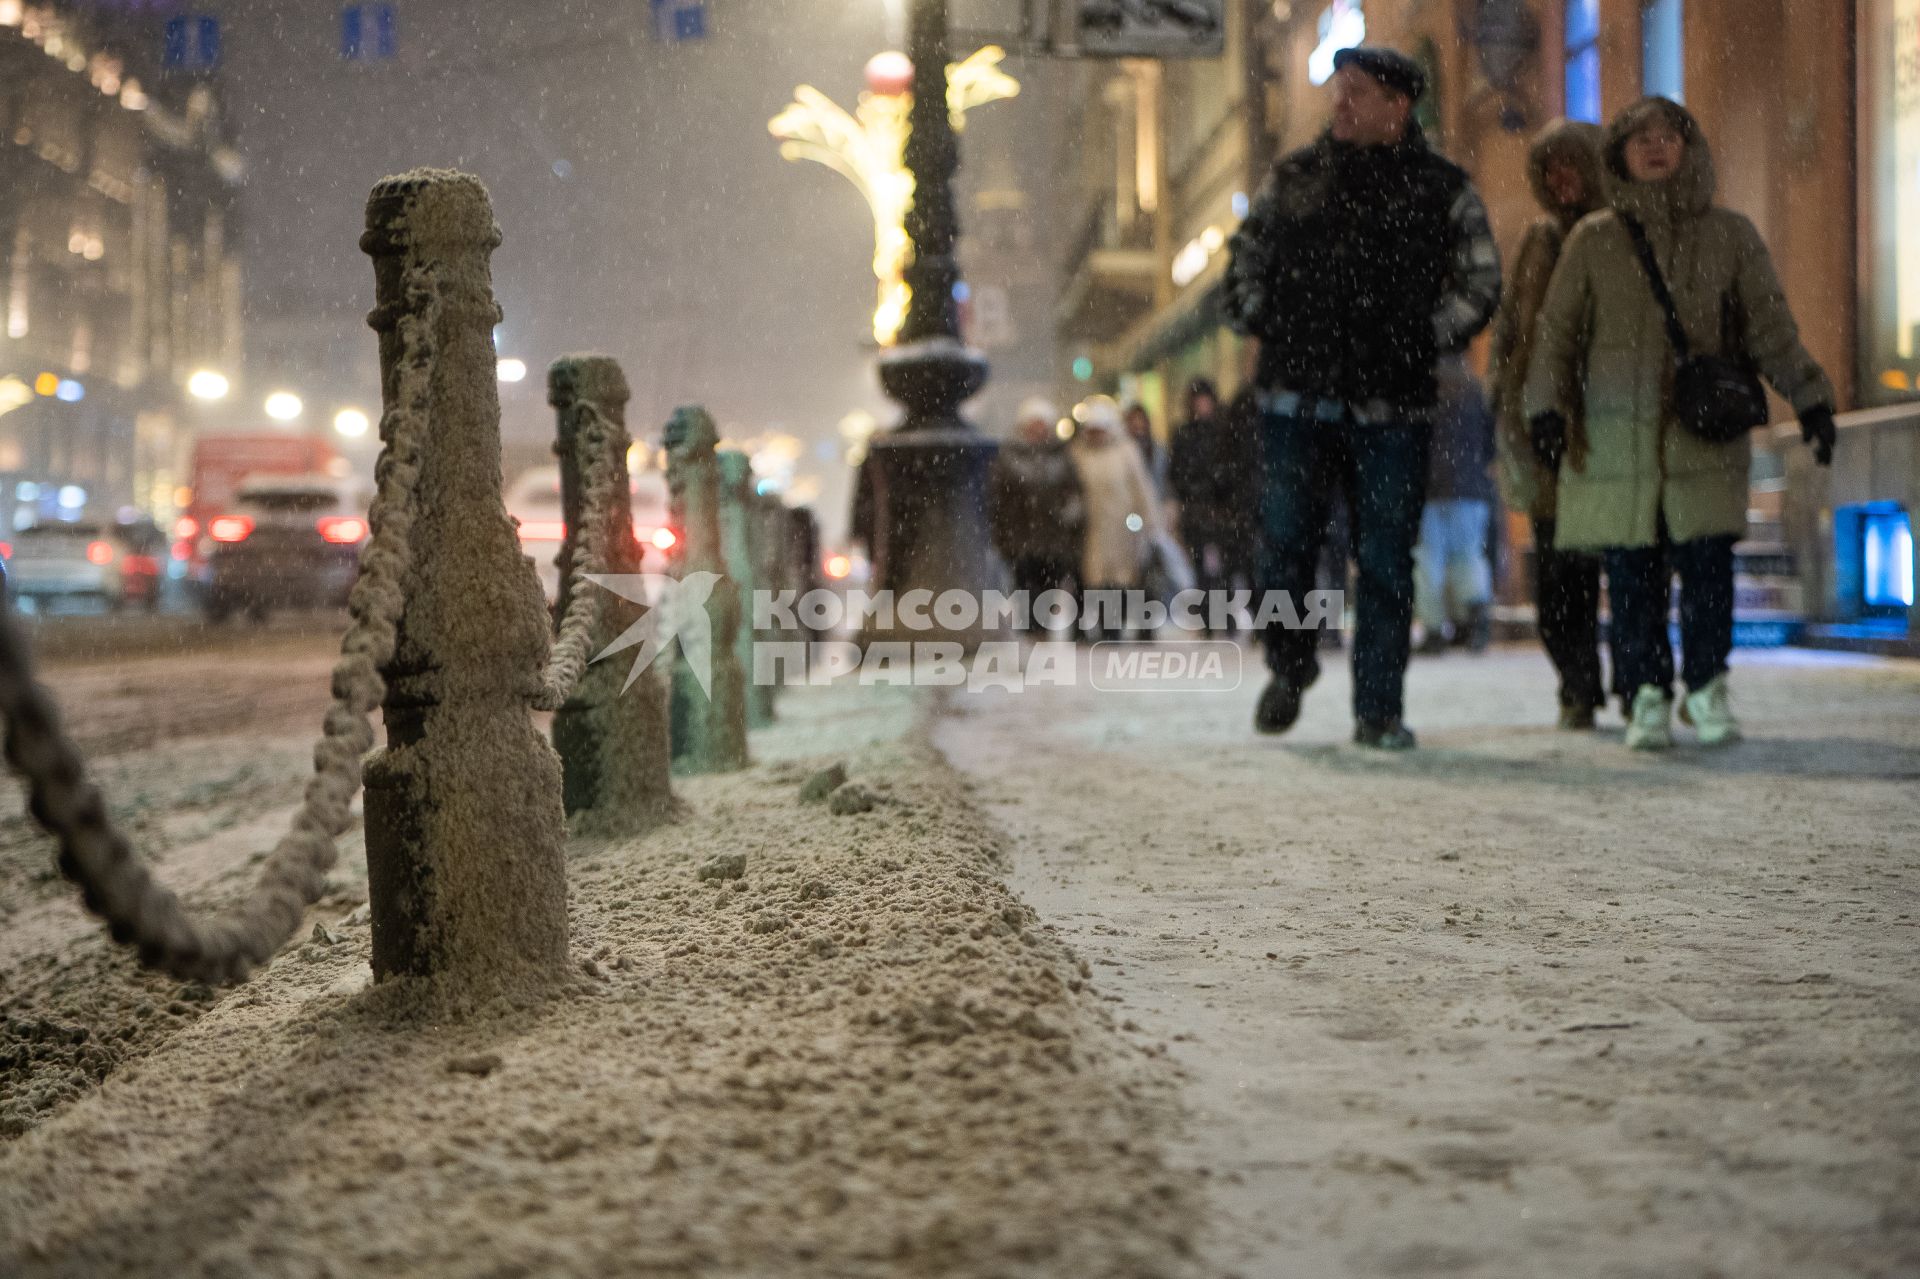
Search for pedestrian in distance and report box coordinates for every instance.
[1414,354,1497,656]
[1122,401,1170,498]
[1486,117,1616,729]
[1070,396,1166,643]
[1224,44,1502,750]
[1525,97,1838,751]
[988,396,1084,636]
[1169,377,1257,633]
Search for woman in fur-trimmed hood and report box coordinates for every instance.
[1486,117,1612,728]
[1523,96,1837,751]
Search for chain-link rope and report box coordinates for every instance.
[532,399,622,711]
[0,269,443,986]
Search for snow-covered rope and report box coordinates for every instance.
[532,398,622,712]
[0,270,442,986]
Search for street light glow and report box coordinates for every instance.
[334,407,371,438]
[187,369,230,401]
[498,358,528,383]
[265,391,304,421]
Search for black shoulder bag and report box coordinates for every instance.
[1618,213,1769,444]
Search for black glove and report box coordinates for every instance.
[1798,405,1836,467]
[1528,411,1568,470]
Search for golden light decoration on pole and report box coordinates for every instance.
[770,46,1018,347]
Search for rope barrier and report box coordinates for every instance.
[533,399,621,712]
[0,270,442,985]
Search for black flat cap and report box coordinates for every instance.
[1332,45,1426,101]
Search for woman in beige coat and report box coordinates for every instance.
[1524,97,1836,750]
[1486,118,1612,728]
[1070,397,1165,640]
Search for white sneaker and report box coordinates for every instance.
[1680,672,1743,746]
[1625,684,1673,751]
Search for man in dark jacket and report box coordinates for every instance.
[1225,44,1500,749]
[989,397,1083,633]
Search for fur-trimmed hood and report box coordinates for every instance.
[1605,96,1716,225]
[1526,118,1608,228]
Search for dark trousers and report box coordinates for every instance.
[1010,555,1075,632]
[1533,517,1606,710]
[1257,411,1428,723]
[1181,522,1255,630]
[1603,529,1737,697]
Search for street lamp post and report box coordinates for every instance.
[855,0,1001,648]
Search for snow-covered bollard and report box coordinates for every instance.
[664,407,749,773]
[717,449,773,729]
[547,355,679,836]
[358,170,571,988]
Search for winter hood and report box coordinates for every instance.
[1526,118,1608,227]
[1604,96,1716,224]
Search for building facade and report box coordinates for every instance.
[1,0,242,530]
[1053,0,1916,643]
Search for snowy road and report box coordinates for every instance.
[936,643,1920,1278]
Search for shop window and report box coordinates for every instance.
[1863,506,1915,609]
[1642,0,1684,101]
[1564,0,1602,124]
[1860,0,1920,405]
[1836,502,1916,619]
[162,16,221,71]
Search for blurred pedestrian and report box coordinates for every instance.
[1122,402,1169,497]
[1071,397,1165,641]
[1525,97,1837,750]
[1487,118,1614,727]
[1225,45,1501,749]
[989,396,1083,634]
[1169,378,1253,631]
[1414,355,1496,654]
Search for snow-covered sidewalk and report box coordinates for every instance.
[936,643,1920,1278]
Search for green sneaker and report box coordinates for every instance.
[1679,673,1743,746]
[1624,684,1673,751]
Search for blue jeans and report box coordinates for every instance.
[1415,499,1493,631]
[1257,410,1428,723]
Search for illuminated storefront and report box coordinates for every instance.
[1859,0,1920,404]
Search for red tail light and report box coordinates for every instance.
[170,540,193,562]
[173,516,199,540]
[122,554,160,576]
[649,526,678,551]
[317,516,368,544]
[517,519,565,542]
[86,541,115,565]
[208,515,254,543]
[0,542,11,560]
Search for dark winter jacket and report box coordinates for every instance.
[1169,409,1258,543]
[1224,125,1502,411]
[1426,359,1496,502]
[989,438,1084,565]
[1524,98,1834,550]
[1486,119,1608,518]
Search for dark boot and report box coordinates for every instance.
[1254,673,1307,736]
[1465,603,1491,653]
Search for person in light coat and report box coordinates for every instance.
[1070,396,1165,640]
[1524,97,1837,750]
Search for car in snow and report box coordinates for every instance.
[196,474,369,623]
[505,463,677,606]
[3,520,165,613]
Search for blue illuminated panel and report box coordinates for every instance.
[1863,508,1915,608]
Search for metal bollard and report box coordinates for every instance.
[548,354,679,836]
[717,449,773,729]
[358,170,570,987]
[752,491,793,694]
[664,408,749,773]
